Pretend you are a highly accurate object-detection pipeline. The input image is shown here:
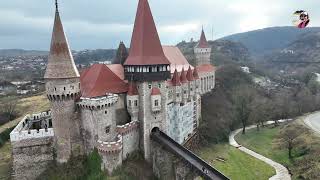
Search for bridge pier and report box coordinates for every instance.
[152,140,198,180]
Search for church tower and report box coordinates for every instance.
[44,1,82,163]
[124,0,170,161]
[194,28,212,65]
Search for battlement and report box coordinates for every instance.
[97,134,123,154]
[117,121,139,135]
[77,94,119,110]
[10,112,54,142]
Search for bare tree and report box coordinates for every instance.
[232,85,255,134]
[0,100,18,121]
[278,124,308,159]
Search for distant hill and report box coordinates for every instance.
[177,39,251,66]
[73,49,116,65]
[221,26,320,56]
[0,49,48,57]
[266,31,320,64]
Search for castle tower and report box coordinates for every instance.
[113,41,128,65]
[124,0,170,161]
[171,69,182,103]
[186,66,195,99]
[44,1,82,163]
[194,28,212,65]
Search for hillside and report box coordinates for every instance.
[177,39,251,66]
[222,26,320,57]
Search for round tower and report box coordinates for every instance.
[45,2,82,163]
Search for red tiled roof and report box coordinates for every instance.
[107,64,125,80]
[180,68,188,84]
[124,0,170,66]
[196,29,210,48]
[162,46,193,73]
[171,69,181,86]
[80,64,128,98]
[193,67,200,80]
[128,82,138,96]
[151,87,161,95]
[196,64,216,74]
[44,9,79,79]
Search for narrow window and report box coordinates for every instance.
[105,110,107,114]
[105,126,111,134]
[134,100,138,106]
[155,100,159,107]
[148,84,152,89]
[129,100,132,107]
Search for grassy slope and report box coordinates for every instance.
[235,126,291,166]
[0,142,12,180]
[0,94,50,133]
[198,143,275,180]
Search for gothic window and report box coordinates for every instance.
[105,126,111,134]
[155,100,159,107]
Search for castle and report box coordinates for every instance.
[9,0,215,179]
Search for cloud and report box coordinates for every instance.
[0,0,319,50]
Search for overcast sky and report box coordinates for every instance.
[0,0,319,50]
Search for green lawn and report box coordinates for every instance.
[0,142,12,180]
[235,126,291,166]
[197,143,275,180]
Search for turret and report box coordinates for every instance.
[171,69,182,103]
[44,1,82,163]
[194,29,212,65]
[186,66,195,98]
[180,68,189,103]
[193,67,200,94]
[127,82,139,121]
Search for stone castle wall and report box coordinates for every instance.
[78,95,119,154]
[11,137,54,180]
[117,121,140,160]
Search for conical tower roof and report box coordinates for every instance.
[171,69,181,86]
[124,0,170,66]
[196,29,209,48]
[186,66,194,81]
[193,67,200,80]
[180,68,188,84]
[44,3,79,79]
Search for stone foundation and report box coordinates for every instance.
[11,137,54,180]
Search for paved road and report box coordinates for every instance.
[229,121,291,180]
[304,111,320,134]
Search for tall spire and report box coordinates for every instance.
[55,0,58,12]
[196,29,209,48]
[124,0,170,66]
[44,1,79,79]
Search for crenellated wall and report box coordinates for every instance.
[78,95,119,154]
[117,121,140,159]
